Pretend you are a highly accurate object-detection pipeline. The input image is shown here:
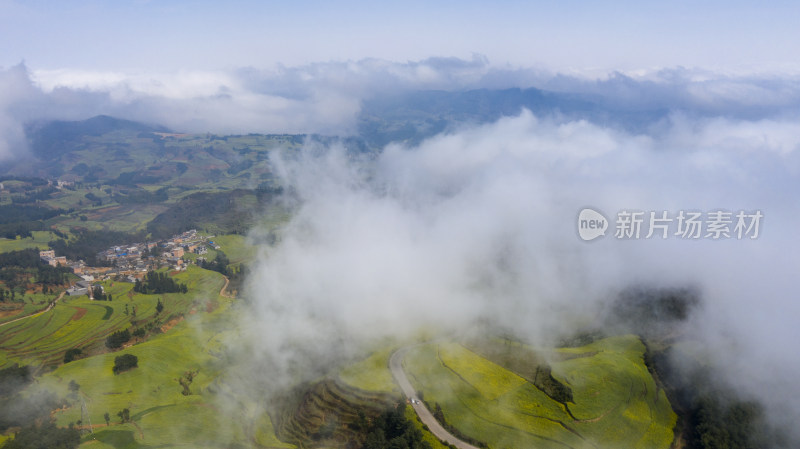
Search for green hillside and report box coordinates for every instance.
[387,336,677,449]
[0,265,291,449]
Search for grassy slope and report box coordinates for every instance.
[0,231,292,448]
[39,312,248,448]
[0,231,58,253]
[402,336,677,449]
[0,292,56,325]
[0,267,212,369]
[16,272,291,449]
[338,347,399,395]
[405,406,451,449]
[210,234,254,265]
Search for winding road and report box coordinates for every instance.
[390,346,481,449]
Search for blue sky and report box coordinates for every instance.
[2,0,799,72]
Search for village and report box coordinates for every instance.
[38,229,222,298]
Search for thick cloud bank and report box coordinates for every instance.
[244,111,800,440]
[2,57,800,161]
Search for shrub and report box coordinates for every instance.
[105,329,131,349]
[63,348,82,363]
[112,354,138,374]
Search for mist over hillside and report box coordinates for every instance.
[239,108,800,446]
[1,56,799,447]
[2,1,800,446]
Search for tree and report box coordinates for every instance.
[105,329,131,349]
[117,408,130,423]
[133,270,186,294]
[63,348,82,363]
[177,370,198,396]
[112,354,138,374]
[104,412,110,426]
[361,404,432,449]
[156,298,164,314]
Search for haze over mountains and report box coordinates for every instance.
[2,1,800,447]
[3,59,800,162]
[2,26,800,449]
[3,60,800,445]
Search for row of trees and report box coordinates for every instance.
[50,229,146,266]
[0,203,66,239]
[0,289,17,302]
[133,271,187,295]
[0,249,73,294]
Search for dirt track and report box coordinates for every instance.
[0,291,66,328]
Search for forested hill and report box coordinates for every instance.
[26,115,170,160]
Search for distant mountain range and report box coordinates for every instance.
[5,86,676,181]
[357,87,669,147]
[25,115,170,161]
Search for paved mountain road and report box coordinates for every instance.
[389,345,481,449]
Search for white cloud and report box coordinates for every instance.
[242,110,800,443]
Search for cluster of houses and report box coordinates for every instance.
[42,229,222,298]
[39,250,67,267]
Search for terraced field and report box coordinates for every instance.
[400,336,676,449]
[0,294,53,325]
[0,264,295,449]
[34,297,293,448]
[0,266,221,369]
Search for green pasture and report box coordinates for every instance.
[41,315,247,448]
[338,346,399,394]
[403,335,677,449]
[209,234,255,265]
[0,231,58,253]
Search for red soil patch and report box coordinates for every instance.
[0,307,22,318]
[71,307,88,321]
